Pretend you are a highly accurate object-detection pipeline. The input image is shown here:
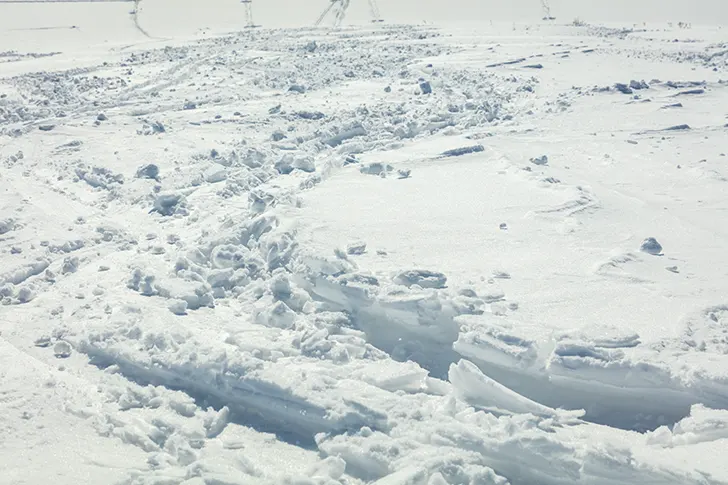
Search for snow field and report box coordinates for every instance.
[2,3,728,485]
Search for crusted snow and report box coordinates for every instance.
[2,1,728,485]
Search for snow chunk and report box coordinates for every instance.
[347,242,367,255]
[440,145,484,158]
[157,278,214,310]
[325,125,368,147]
[1,258,50,285]
[152,193,187,217]
[205,406,231,438]
[360,162,394,176]
[168,299,188,316]
[275,154,316,174]
[630,79,649,90]
[450,359,583,419]
[393,270,447,289]
[256,300,296,329]
[203,165,228,183]
[53,341,72,358]
[17,286,35,303]
[0,218,16,235]
[640,237,663,255]
[648,404,728,447]
[136,164,160,181]
[61,256,79,274]
[75,165,124,189]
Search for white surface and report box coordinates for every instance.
[2,1,728,484]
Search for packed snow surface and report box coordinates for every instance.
[2,1,728,484]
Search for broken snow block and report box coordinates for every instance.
[53,341,72,358]
[296,111,325,120]
[293,156,316,173]
[34,335,51,348]
[136,164,160,181]
[275,155,294,175]
[441,145,485,158]
[346,242,367,255]
[615,83,633,94]
[168,299,188,316]
[394,269,447,289]
[640,237,663,255]
[152,194,185,216]
[203,166,227,183]
[325,125,368,147]
[257,300,296,329]
[275,154,314,175]
[304,41,317,53]
[17,286,35,303]
[360,162,393,176]
[629,80,649,90]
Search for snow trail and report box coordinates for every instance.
[2,7,728,485]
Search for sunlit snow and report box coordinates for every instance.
[1,1,728,484]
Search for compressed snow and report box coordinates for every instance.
[2,5,728,485]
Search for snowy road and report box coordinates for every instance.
[2,3,728,484]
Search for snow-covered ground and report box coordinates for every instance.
[2,1,728,484]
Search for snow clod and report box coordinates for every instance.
[394,269,447,289]
[640,237,663,255]
[34,335,51,347]
[151,193,186,217]
[630,80,649,90]
[169,299,188,316]
[347,242,367,255]
[61,257,79,274]
[360,162,393,176]
[440,145,485,158]
[136,164,160,181]
[615,83,633,94]
[53,341,72,358]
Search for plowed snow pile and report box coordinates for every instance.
[2,1,728,484]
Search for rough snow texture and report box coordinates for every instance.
[2,3,728,485]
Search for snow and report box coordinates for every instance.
[2,1,728,484]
